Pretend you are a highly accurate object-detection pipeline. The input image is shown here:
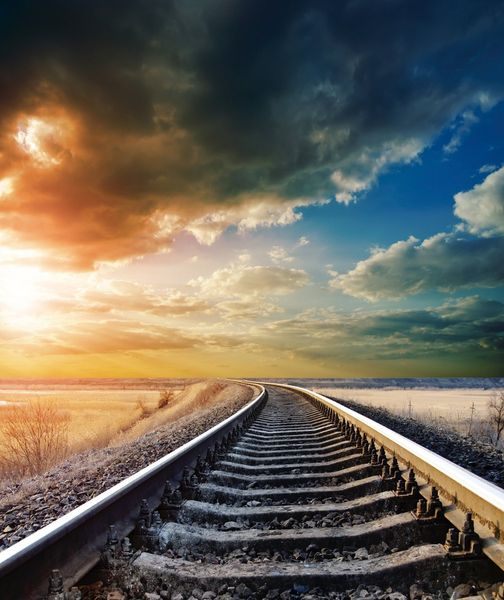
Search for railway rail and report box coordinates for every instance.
[0,382,503,599]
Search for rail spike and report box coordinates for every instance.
[101,524,120,566]
[414,486,444,522]
[190,473,201,498]
[361,439,370,458]
[390,457,401,480]
[120,536,134,561]
[179,469,198,500]
[405,469,419,496]
[146,511,163,551]
[159,481,182,521]
[427,487,443,519]
[460,512,481,555]
[131,517,148,549]
[396,478,407,496]
[131,498,154,549]
[415,498,428,519]
[216,439,227,459]
[206,447,215,466]
[444,527,461,553]
[47,569,65,600]
[395,469,419,501]
[139,498,151,528]
[194,455,209,480]
[444,512,482,559]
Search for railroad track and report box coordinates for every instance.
[1,383,504,599]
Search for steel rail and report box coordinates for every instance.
[0,382,266,600]
[259,382,504,571]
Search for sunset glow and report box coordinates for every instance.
[0,1,502,377]
[0,177,14,197]
[0,266,42,313]
[14,117,68,166]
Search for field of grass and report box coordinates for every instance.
[0,380,239,481]
[0,389,162,452]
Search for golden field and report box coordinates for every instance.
[0,389,161,452]
[0,380,247,481]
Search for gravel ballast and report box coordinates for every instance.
[0,385,254,551]
[321,395,504,488]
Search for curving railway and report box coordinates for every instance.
[0,383,503,599]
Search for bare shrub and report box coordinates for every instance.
[135,397,151,419]
[158,389,175,409]
[0,400,70,477]
[488,391,504,446]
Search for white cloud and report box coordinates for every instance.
[179,258,310,322]
[333,233,504,300]
[217,299,283,320]
[443,94,498,155]
[35,320,199,354]
[331,170,371,204]
[76,280,210,316]
[296,236,310,248]
[268,246,294,264]
[186,197,323,245]
[454,166,504,236]
[331,138,423,204]
[192,262,309,298]
[238,252,251,263]
[333,162,504,301]
[479,164,497,174]
[443,110,479,154]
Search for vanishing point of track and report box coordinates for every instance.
[1,382,503,599]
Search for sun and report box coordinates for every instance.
[0,266,43,314]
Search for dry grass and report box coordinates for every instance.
[0,390,160,452]
[0,380,251,483]
[110,380,243,445]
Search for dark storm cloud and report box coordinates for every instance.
[263,296,504,365]
[0,0,162,132]
[1,0,504,267]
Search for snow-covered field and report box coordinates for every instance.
[313,387,500,433]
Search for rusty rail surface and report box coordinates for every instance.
[263,382,504,571]
[0,382,267,600]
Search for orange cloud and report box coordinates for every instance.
[0,101,316,270]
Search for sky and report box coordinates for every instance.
[0,0,503,378]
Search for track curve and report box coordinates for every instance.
[125,385,503,598]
